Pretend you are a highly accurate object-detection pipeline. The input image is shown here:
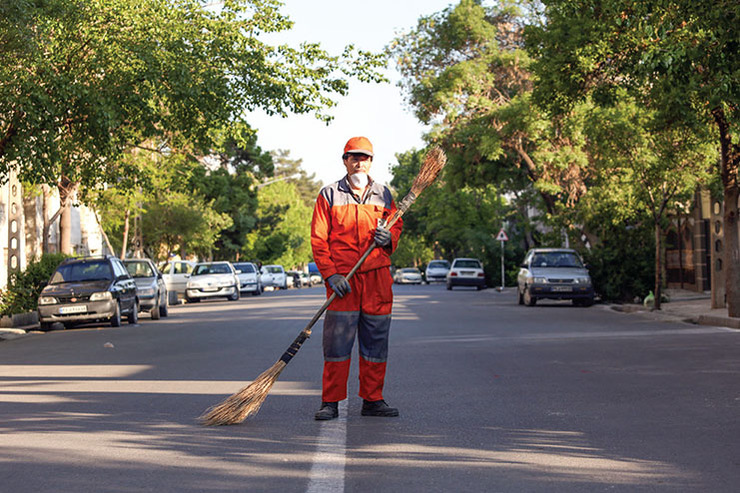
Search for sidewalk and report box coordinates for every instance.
[609,288,740,330]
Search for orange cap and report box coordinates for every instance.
[343,136,374,157]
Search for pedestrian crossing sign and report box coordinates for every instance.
[496,229,508,241]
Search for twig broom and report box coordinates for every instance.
[200,146,447,425]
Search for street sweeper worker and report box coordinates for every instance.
[310,136,403,420]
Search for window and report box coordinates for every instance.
[125,261,155,278]
[234,263,255,273]
[174,262,192,274]
[51,261,113,284]
[454,260,481,269]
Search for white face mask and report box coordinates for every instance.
[349,172,368,189]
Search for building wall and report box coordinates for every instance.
[1,182,105,290]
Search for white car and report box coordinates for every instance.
[233,262,263,296]
[185,262,240,302]
[261,264,288,289]
[159,260,196,304]
[393,267,423,284]
[446,258,486,290]
[425,260,450,283]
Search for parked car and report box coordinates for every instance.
[159,259,196,304]
[261,264,288,289]
[308,262,323,285]
[185,262,240,302]
[287,270,305,288]
[517,248,594,306]
[309,272,323,285]
[425,260,450,283]
[446,258,486,290]
[38,255,139,330]
[233,261,263,296]
[299,271,312,286]
[122,258,168,319]
[393,267,423,284]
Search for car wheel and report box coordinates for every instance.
[159,298,169,317]
[168,290,179,306]
[110,302,122,327]
[40,322,53,331]
[576,297,594,307]
[128,299,139,324]
[150,297,161,320]
[446,282,452,291]
[523,287,537,306]
[518,288,524,305]
[229,288,239,301]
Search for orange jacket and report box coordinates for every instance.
[311,176,403,279]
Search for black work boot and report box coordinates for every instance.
[314,401,339,420]
[361,399,399,417]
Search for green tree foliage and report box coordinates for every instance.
[0,253,69,316]
[271,149,323,206]
[243,181,313,268]
[390,148,523,285]
[1,0,385,253]
[141,190,232,261]
[388,0,591,218]
[527,0,740,314]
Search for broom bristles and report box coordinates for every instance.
[410,146,447,197]
[200,360,287,426]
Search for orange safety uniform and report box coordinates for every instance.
[311,176,403,402]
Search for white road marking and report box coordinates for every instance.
[306,400,347,493]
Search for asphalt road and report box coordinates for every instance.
[1,284,739,492]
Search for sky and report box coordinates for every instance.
[248,1,456,187]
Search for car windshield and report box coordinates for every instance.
[530,252,584,268]
[454,260,481,269]
[401,268,419,273]
[233,263,255,273]
[193,264,231,275]
[50,261,113,284]
[265,266,283,274]
[428,261,450,269]
[124,261,155,278]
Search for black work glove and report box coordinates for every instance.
[326,274,351,298]
[374,225,392,247]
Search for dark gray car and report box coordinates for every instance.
[38,255,139,329]
[517,248,595,306]
[123,258,169,320]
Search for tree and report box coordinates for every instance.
[390,147,521,284]
[1,0,385,253]
[271,149,323,206]
[526,0,740,315]
[581,97,715,307]
[388,0,592,219]
[243,181,313,268]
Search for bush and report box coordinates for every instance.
[0,253,69,316]
[582,223,654,302]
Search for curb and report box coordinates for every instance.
[698,315,740,330]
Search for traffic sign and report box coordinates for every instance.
[496,229,508,241]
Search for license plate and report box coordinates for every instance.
[460,271,475,276]
[203,287,219,292]
[552,286,573,292]
[60,305,87,314]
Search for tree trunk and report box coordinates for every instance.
[713,107,740,318]
[121,209,130,259]
[56,175,78,255]
[60,201,72,254]
[654,222,663,310]
[42,186,52,253]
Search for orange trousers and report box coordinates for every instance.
[321,268,393,402]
